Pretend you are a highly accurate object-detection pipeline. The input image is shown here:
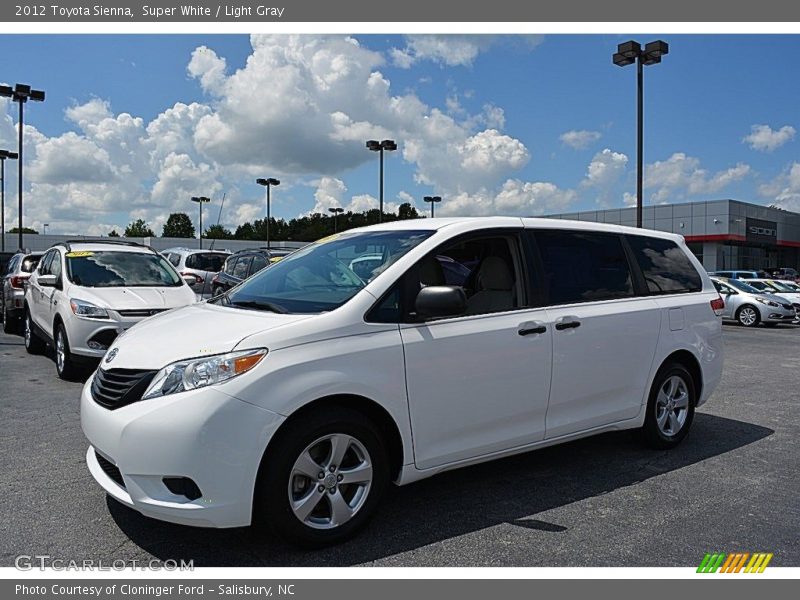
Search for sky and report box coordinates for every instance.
[1,34,799,236]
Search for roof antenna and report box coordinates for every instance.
[208,192,226,251]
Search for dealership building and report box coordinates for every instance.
[546,199,800,272]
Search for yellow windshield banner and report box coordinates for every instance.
[65,251,94,258]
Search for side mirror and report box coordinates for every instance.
[182,274,198,287]
[415,285,466,320]
[38,274,57,287]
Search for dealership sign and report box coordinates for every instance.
[746,218,778,244]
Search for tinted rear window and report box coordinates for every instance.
[186,252,228,272]
[536,230,634,305]
[626,236,702,294]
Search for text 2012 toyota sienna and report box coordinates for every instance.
[81,217,724,546]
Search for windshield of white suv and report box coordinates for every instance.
[66,251,182,287]
[219,230,433,314]
[770,281,799,292]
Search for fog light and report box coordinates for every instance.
[162,477,202,500]
[87,341,106,350]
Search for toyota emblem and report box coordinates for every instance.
[105,348,119,363]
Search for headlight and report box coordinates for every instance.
[755,297,778,307]
[142,348,267,400]
[70,298,109,318]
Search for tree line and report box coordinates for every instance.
[113,202,423,241]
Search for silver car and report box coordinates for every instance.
[1,251,43,333]
[711,276,796,327]
[161,248,231,300]
[748,279,800,320]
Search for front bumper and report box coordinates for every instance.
[81,374,285,528]
[66,312,160,358]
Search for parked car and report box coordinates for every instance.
[161,248,231,300]
[710,270,765,280]
[1,251,43,333]
[210,249,273,296]
[769,267,800,283]
[748,279,800,319]
[24,240,197,378]
[710,276,796,327]
[81,218,723,546]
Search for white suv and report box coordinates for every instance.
[80,218,723,546]
[25,240,197,378]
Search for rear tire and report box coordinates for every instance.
[641,362,696,450]
[736,304,760,327]
[24,310,45,354]
[254,406,389,548]
[55,323,78,380]
[2,301,18,334]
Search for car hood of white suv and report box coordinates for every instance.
[104,302,314,369]
[73,286,196,311]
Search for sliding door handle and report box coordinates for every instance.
[555,316,581,331]
[518,321,547,336]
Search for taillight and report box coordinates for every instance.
[710,296,725,316]
[10,275,28,289]
[180,272,203,284]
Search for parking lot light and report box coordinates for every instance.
[328,206,344,232]
[0,149,19,253]
[612,40,669,228]
[190,196,211,249]
[0,83,46,251]
[423,196,442,218]
[366,139,397,224]
[256,178,280,249]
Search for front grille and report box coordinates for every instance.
[91,368,157,410]
[117,309,167,318]
[94,451,125,488]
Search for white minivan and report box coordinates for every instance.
[81,218,724,546]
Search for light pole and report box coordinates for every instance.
[0,83,46,250]
[0,149,19,252]
[366,139,397,223]
[328,207,344,233]
[43,223,49,235]
[423,195,441,218]
[613,40,668,229]
[190,196,211,249]
[256,177,280,249]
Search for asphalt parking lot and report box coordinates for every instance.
[1,323,798,567]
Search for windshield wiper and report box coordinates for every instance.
[229,299,289,314]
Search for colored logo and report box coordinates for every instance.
[697,552,773,573]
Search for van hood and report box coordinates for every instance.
[104,302,313,370]
[74,286,195,310]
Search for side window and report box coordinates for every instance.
[167,253,181,267]
[38,251,54,275]
[535,230,634,305]
[250,255,268,276]
[626,235,702,294]
[232,256,251,279]
[50,252,63,280]
[6,256,18,275]
[224,257,237,275]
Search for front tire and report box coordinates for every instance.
[736,304,760,327]
[55,323,78,380]
[254,407,389,548]
[24,311,45,354]
[641,362,696,449]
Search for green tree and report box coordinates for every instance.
[108,229,120,237]
[161,212,196,238]
[7,226,38,234]
[204,224,233,239]
[124,219,154,238]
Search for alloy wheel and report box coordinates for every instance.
[739,307,757,326]
[56,329,65,374]
[287,433,373,530]
[655,375,689,437]
[24,314,31,347]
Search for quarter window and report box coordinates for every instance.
[535,230,634,305]
[626,236,702,294]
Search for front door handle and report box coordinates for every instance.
[518,321,546,336]
[555,316,581,331]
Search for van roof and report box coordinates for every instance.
[354,216,685,243]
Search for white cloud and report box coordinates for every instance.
[644,153,750,203]
[743,124,796,152]
[390,35,543,68]
[187,46,228,95]
[584,148,628,188]
[759,162,800,212]
[560,129,602,150]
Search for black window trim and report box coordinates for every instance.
[364,227,537,325]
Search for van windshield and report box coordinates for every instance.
[219,230,433,314]
[66,251,182,287]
